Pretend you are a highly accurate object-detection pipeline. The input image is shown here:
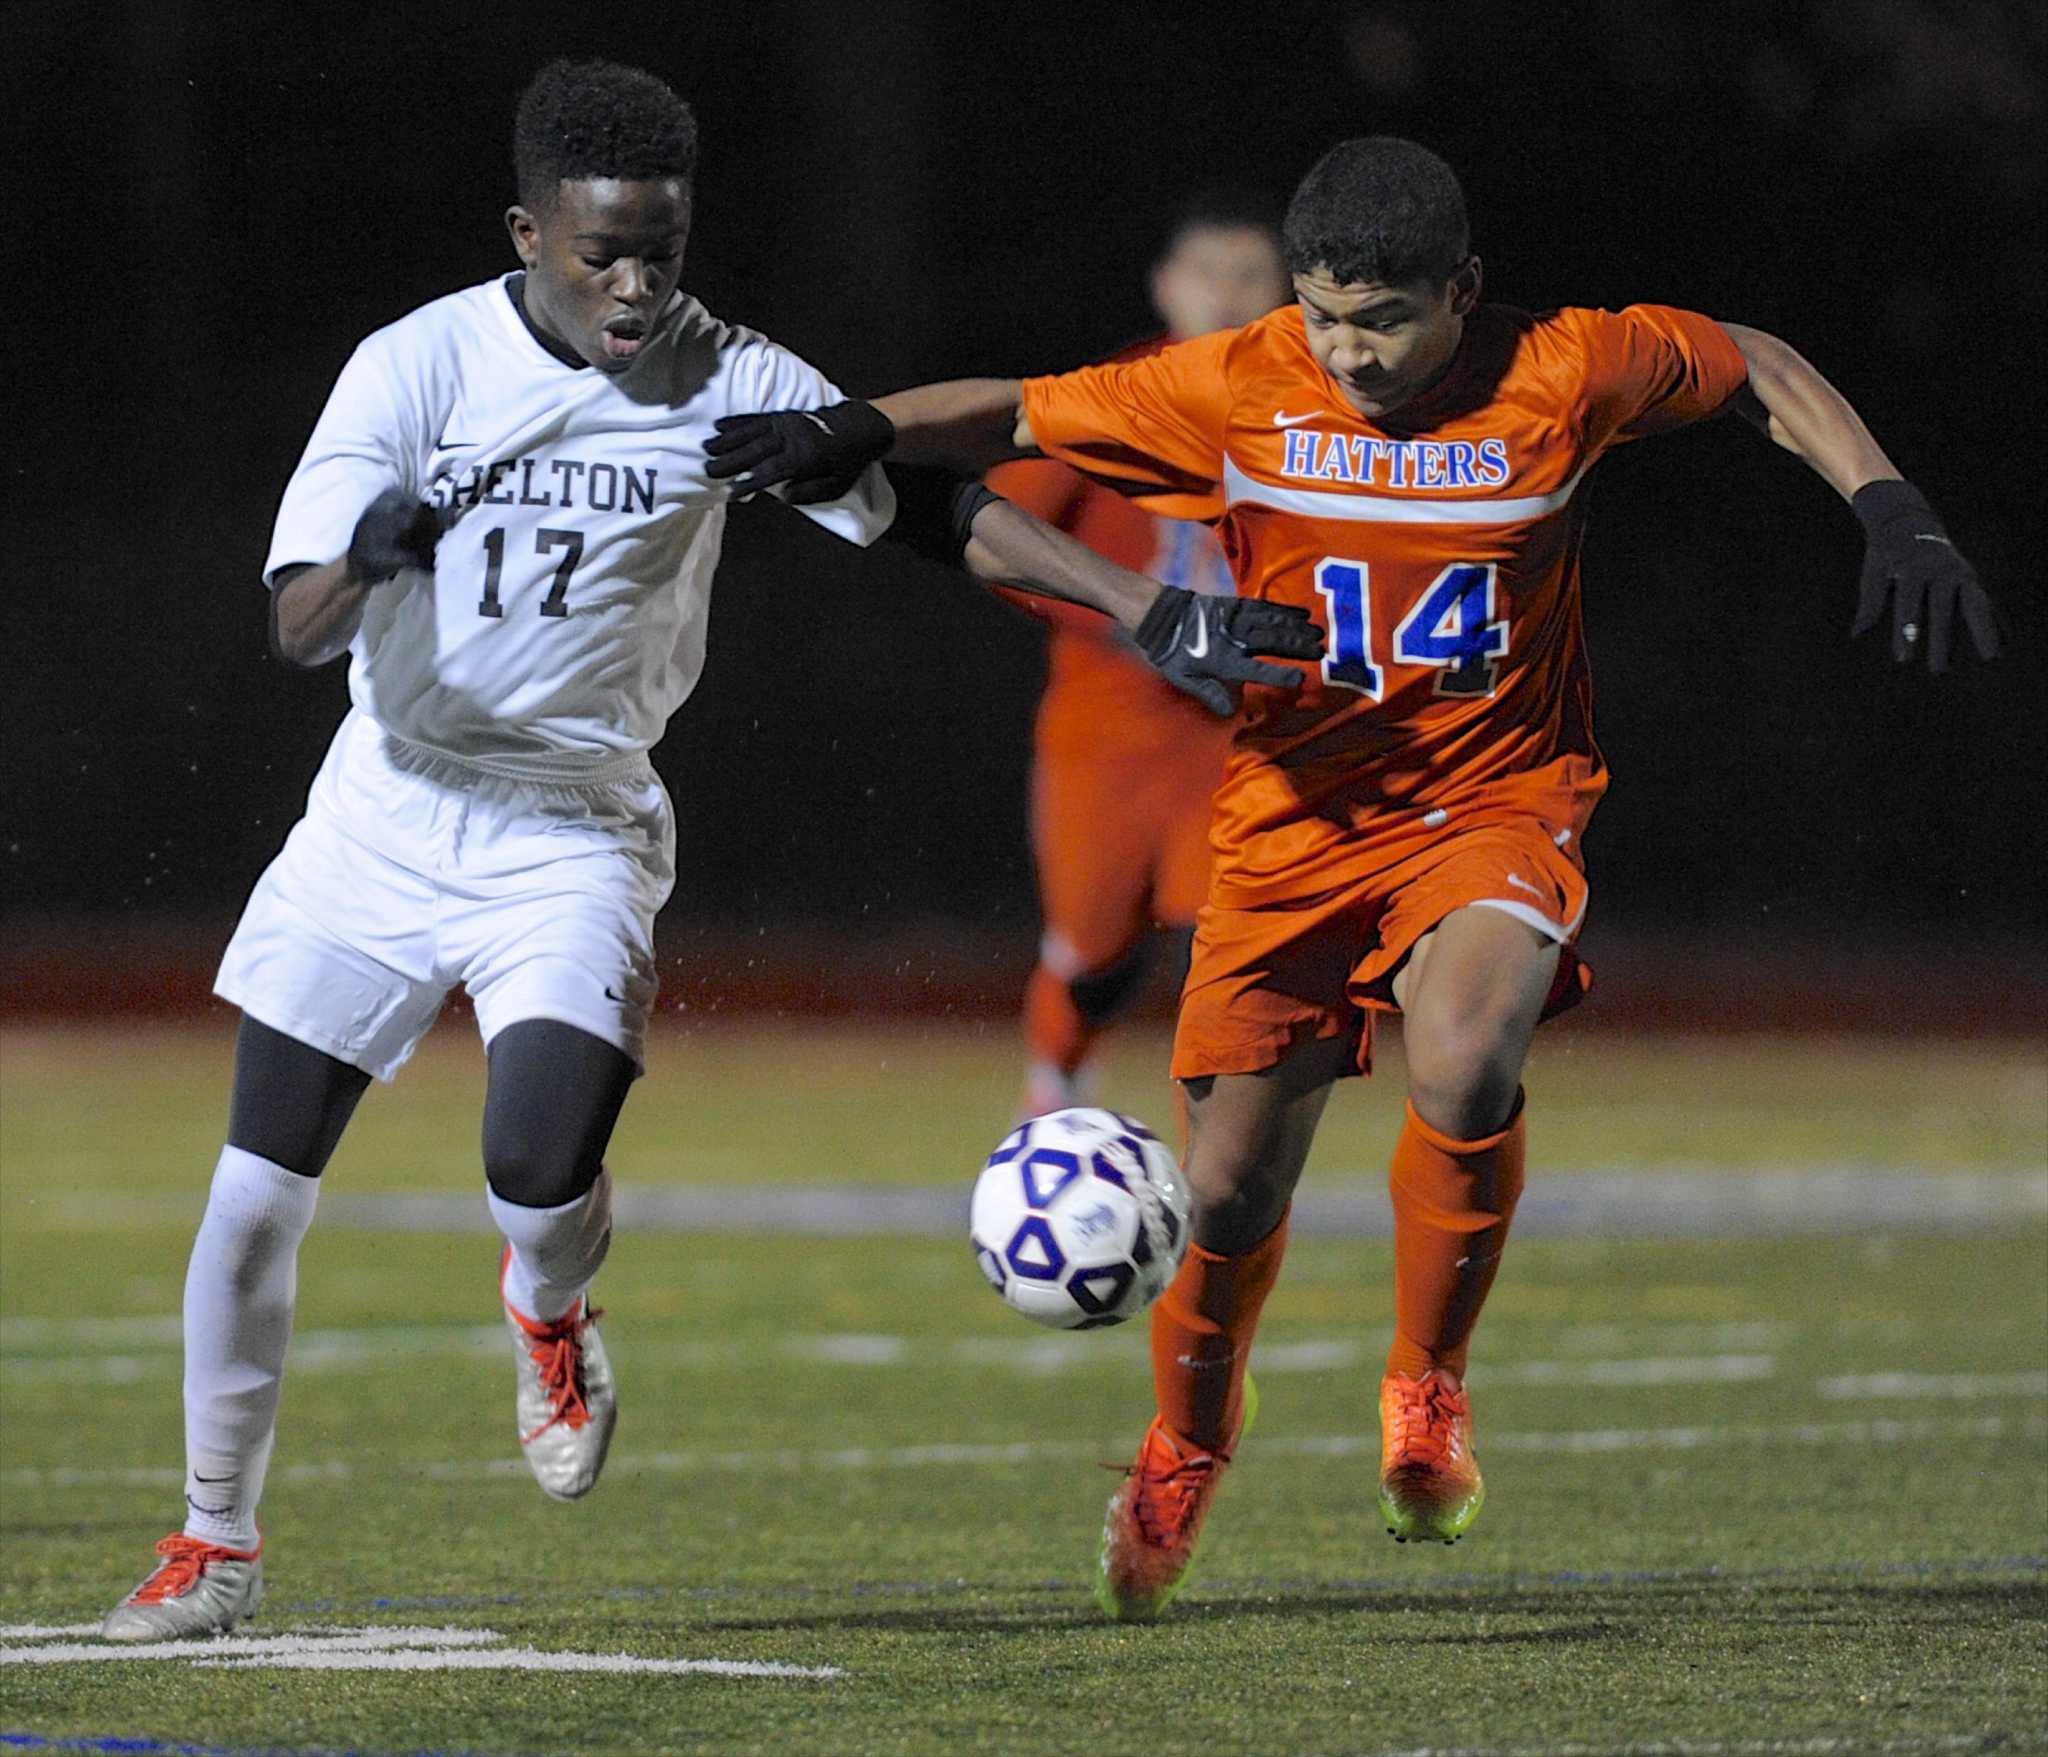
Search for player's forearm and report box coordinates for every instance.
[873,379,1037,474]
[270,557,376,668]
[1721,324,1899,502]
[960,497,1157,630]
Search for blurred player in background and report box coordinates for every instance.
[992,197,1290,1119]
[100,59,1318,1643]
[706,138,2000,1620]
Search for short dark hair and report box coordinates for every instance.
[1158,188,1282,261]
[1282,138,1469,288]
[513,59,699,210]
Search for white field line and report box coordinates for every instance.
[9,1412,2043,1493]
[18,1168,2048,1239]
[0,1322,1781,1386]
[0,1621,839,1679]
[1817,1369,2048,1400]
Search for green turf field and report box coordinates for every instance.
[3,1020,2044,1756]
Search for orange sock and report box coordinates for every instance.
[1150,1209,1290,1456]
[1386,1096,1527,1380]
[1023,962,1091,1073]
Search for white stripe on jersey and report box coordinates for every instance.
[1222,454,1588,525]
[266,277,894,780]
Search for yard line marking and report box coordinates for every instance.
[1816,1369,2048,1400]
[0,1622,839,1680]
[22,1170,2046,1238]
[1490,1355,1776,1387]
[0,1320,1783,1387]
[11,1413,2042,1492]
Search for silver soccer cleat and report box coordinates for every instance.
[504,1291,617,1502]
[102,1534,263,1642]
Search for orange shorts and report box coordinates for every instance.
[1033,714,1227,969]
[1171,816,1592,1080]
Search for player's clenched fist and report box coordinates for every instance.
[1849,479,1999,673]
[346,489,457,586]
[704,401,895,504]
[1134,588,1323,716]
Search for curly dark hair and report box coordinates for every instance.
[1282,138,1469,288]
[513,59,699,209]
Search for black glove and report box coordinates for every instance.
[703,400,896,505]
[347,489,454,584]
[1133,588,1324,716]
[1850,479,1999,672]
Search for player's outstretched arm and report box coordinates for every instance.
[704,382,1031,503]
[1721,324,1998,671]
[958,487,1320,717]
[270,490,454,668]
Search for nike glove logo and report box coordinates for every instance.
[1184,616,1211,659]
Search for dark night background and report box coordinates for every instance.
[5,2,2043,1006]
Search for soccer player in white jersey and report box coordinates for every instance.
[102,59,1322,1641]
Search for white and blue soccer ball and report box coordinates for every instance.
[970,1108,1191,1329]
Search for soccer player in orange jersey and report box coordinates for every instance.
[994,197,1291,1119]
[706,138,1999,1619]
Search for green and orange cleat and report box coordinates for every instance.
[1096,1377,1257,1621]
[1378,1367,1485,1544]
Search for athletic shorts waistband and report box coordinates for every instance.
[375,727,656,793]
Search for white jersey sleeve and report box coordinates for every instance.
[726,333,896,547]
[264,323,443,587]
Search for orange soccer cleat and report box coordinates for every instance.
[1378,1368,1486,1544]
[1096,1378,1257,1621]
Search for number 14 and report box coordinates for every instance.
[1312,558,1509,699]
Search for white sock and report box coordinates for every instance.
[492,1167,613,1325]
[181,1146,320,1549]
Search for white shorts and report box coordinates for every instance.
[217,711,675,1081]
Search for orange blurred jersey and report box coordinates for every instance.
[1021,302,1748,906]
[988,338,1236,737]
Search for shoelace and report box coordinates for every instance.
[520,1306,603,1442]
[1384,1375,1470,1470]
[1124,1447,1221,1548]
[131,1535,231,1604]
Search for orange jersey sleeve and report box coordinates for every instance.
[986,456,1089,527]
[1568,304,1749,445]
[1019,327,1239,520]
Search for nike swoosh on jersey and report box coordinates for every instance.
[1271,410,1323,427]
[1506,873,1547,899]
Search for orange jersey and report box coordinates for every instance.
[1021,302,1748,905]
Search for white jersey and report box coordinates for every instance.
[265,275,894,780]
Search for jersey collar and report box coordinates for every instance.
[504,273,590,372]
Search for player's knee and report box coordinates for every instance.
[1405,1020,1523,1139]
[481,1128,602,1210]
[1183,1124,1300,1248]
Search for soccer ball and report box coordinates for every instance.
[970,1108,1191,1329]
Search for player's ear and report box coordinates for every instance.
[1447,256,1482,316]
[506,205,542,270]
